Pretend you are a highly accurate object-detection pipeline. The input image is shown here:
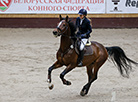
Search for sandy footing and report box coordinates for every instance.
[0,28,138,102]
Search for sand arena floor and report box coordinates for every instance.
[0,28,138,102]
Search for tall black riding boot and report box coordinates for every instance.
[78,50,84,67]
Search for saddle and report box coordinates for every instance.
[84,41,93,56]
[71,40,93,56]
[84,43,93,56]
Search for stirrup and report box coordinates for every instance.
[78,61,83,67]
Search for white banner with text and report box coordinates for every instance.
[0,0,138,14]
[0,0,105,13]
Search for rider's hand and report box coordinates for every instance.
[77,34,81,40]
[77,31,81,35]
[81,33,87,38]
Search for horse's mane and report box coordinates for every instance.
[62,18,76,36]
[68,20,76,36]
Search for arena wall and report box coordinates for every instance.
[0,14,138,28]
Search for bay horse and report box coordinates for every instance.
[47,15,137,96]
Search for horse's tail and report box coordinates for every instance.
[106,46,138,78]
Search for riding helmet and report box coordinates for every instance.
[78,9,87,16]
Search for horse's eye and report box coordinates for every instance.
[63,24,66,27]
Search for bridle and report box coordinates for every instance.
[56,21,70,37]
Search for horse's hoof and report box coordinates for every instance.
[66,81,71,85]
[63,80,71,85]
[80,90,87,96]
[48,83,54,90]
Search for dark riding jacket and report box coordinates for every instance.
[76,17,92,39]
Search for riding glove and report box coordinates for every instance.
[81,33,87,38]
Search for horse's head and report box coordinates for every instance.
[53,15,69,37]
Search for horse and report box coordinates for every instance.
[47,15,138,96]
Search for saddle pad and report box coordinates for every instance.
[85,41,91,46]
[84,46,93,56]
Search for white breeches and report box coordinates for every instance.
[80,38,88,51]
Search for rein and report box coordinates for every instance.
[56,21,81,58]
[57,22,73,58]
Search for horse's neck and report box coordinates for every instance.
[60,31,71,52]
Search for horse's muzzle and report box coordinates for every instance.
[53,30,61,37]
[53,31,57,36]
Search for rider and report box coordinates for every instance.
[76,9,92,66]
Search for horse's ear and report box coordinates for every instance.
[59,15,63,21]
[65,16,69,22]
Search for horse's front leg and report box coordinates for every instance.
[47,61,63,89]
[60,64,75,85]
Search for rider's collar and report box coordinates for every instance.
[80,17,85,25]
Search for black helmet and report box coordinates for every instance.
[78,9,87,16]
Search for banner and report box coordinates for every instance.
[0,0,105,14]
[107,0,138,13]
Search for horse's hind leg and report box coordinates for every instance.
[80,56,107,96]
[47,61,63,89]
[80,64,94,96]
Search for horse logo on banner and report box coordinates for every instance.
[0,0,12,12]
